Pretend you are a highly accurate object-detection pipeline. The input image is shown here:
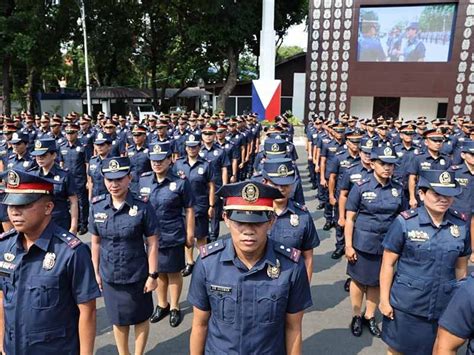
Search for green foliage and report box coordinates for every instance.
[418,4,456,32]
[276,45,304,62]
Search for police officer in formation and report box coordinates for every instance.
[0,108,474,353]
[89,157,158,355]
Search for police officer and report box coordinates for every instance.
[434,273,474,354]
[6,132,36,171]
[344,146,403,338]
[188,181,312,355]
[0,169,100,354]
[88,133,113,200]
[262,158,320,281]
[61,123,89,235]
[30,138,79,234]
[89,157,158,355]
[173,133,215,277]
[380,169,470,355]
[127,124,151,194]
[139,142,194,327]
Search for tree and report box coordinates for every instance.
[276,45,304,62]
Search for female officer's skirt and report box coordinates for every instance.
[195,215,209,240]
[102,279,153,326]
[157,245,186,273]
[346,249,382,286]
[382,308,438,354]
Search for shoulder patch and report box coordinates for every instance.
[400,209,418,219]
[275,244,302,262]
[92,194,107,204]
[199,239,225,258]
[451,209,467,221]
[56,232,82,249]
[0,229,16,240]
[141,171,153,177]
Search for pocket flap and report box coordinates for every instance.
[395,274,425,290]
[28,327,66,345]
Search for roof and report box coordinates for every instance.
[81,86,210,99]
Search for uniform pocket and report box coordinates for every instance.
[256,284,289,324]
[28,275,60,309]
[390,273,428,315]
[2,280,15,303]
[207,283,237,324]
[27,326,66,345]
[446,244,463,268]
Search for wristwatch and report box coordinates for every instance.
[148,272,159,279]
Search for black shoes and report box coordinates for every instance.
[351,316,363,337]
[150,304,170,323]
[182,263,194,277]
[170,309,182,327]
[331,248,344,259]
[78,227,88,235]
[344,278,351,292]
[363,316,381,338]
[323,221,334,231]
[317,203,325,210]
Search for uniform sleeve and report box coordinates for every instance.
[382,216,406,254]
[438,279,474,339]
[221,150,231,167]
[407,155,420,175]
[345,184,361,212]
[339,170,351,191]
[207,163,215,182]
[181,179,195,208]
[187,257,210,311]
[286,261,313,313]
[67,244,101,304]
[320,145,329,158]
[88,204,99,236]
[65,171,78,196]
[144,203,158,237]
[461,219,472,257]
[301,214,320,250]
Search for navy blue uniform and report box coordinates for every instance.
[88,155,110,198]
[381,207,471,354]
[269,200,320,250]
[89,192,157,325]
[450,163,474,217]
[0,223,100,354]
[188,238,312,355]
[438,274,474,355]
[127,145,151,194]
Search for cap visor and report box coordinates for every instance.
[378,157,399,164]
[185,142,200,147]
[30,150,49,156]
[431,185,463,197]
[227,210,272,223]
[265,152,287,160]
[103,171,130,180]
[0,193,45,206]
[149,153,170,161]
[262,171,297,186]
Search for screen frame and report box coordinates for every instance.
[356,2,459,63]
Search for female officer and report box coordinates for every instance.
[173,133,215,277]
[87,132,113,200]
[90,156,158,355]
[138,142,194,328]
[344,146,403,338]
[262,158,320,281]
[379,169,470,355]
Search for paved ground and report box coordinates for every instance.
[90,145,388,354]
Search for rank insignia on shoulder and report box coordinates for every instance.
[92,194,106,204]
[0,229,16,240]
[199,240,224,258]
[400,209,417,219]
[141,171,153,177]
[57,232,82,249]
[451,165,461,170]
[275,244,301,262]
[452,210,467,221]
[357,179,368,186]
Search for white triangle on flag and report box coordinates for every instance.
[253,80,281,108]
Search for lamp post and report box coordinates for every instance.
[77,0,92,116]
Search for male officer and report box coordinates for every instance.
[88,133,113,200]
[188,181,312,355]
[61,123,88,235]
[127,124,151,194]
[0,169,100,354]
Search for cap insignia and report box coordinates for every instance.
[7,171,20,187]
[108,159,120,172]
[439,171,452,185]
[242,183,259,203]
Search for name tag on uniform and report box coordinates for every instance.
[350,173,362,182]
[210,284,232,293]
[456,178,468,186]
[408,230,429,242]
[420,162,431,170]
[0,261,16,277]
[94,212,108,223]
[362,191,377,200]
[140,187,151,194]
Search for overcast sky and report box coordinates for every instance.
[280,22,308,50]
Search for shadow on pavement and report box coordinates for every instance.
[314,249,342,274]
[96,344,118,355]
[96,306,113,336]
[308,279,348,312]
[303,328,375,355]
[146,329,191,354]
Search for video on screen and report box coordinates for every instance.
[357,4,457,62]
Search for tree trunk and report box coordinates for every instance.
[2,54,11,115]
[216,47,238,113]
[27,68,40,115]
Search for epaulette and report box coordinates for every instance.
[451,209,467,221]
[357,178,369,186]
[56,231,82,249]
[91,194,107,204]
[275,244,301,262]
[199,239,225,258]
[414,149,422,155]
[347,162,359,169]
[450,165,461,171]
[400,209,418,219]
[392,178,403,186]
[0,229,16,240]
[336,150,345,156]
[141,171,153,177]
[294,202,308,212]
